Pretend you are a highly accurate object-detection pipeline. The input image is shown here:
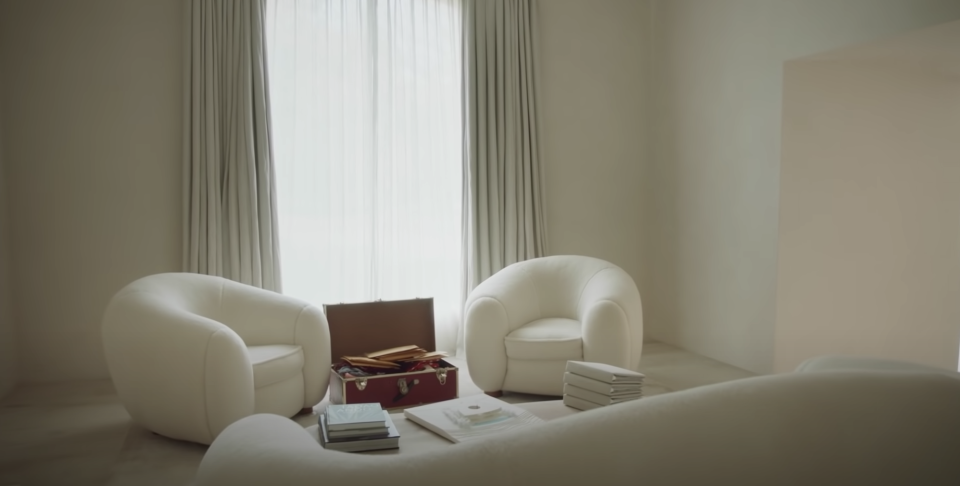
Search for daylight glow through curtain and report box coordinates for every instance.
[265,0,463,352]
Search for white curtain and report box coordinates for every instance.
[265,0,463,352]
[461,0,546,290]
[183,0,283,291]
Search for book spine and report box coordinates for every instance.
[327,428,390,439]
[327,421,387,432]
[564,372,615,394]
[563,384,617,405]
[562,394,603,411]
[565,361,615,383]
[322,436,400,452]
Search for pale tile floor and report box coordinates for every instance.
[0,342,754,486]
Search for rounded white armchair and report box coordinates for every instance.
[464,255,643,396]
[101,273,331,445]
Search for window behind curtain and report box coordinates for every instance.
[265,0,463,352]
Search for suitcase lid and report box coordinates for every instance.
[324,298,436,361]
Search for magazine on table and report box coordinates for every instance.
[403,394,544,444]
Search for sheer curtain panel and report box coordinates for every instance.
[265,0,463,352]
[183,0,282,291]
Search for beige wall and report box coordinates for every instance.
[537,0,653,310]
[0,0,183,382]
[0,0,654,384]
[0,104,17,398]
[649,0,960,374]
[775,22,960,372]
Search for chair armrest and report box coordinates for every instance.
[290,305,332,405]
[581,299,631,368]
[464,297,510,392]
[219,280,331,407]
[102,290,254,444]
[464,264,544,392]
[577,267,643,370]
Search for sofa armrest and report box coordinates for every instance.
[795,355,959,376]
[196,414,326,486]
[102,291,254,444]
[196,414,496,486]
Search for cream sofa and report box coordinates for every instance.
[195,357,960,486]
[102,273,331,445]
[465,255,643,396]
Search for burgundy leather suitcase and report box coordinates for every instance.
[324,298,459,410]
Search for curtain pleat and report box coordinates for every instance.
[461,0,546,295]
[183,0,282,292]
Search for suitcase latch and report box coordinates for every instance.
[398,378,419,396]
[436,367,448,385]
[355,378,368,391]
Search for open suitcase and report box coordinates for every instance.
[324,298,459,410]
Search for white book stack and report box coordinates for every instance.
[319,403,400,453]
[562,361,645,411]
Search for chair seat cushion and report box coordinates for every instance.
[248,344,304,389]
[505,318,583,361]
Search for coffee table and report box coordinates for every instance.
[307,399,579,455]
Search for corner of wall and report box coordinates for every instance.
[641,0,672,347]
[0,98,20,401]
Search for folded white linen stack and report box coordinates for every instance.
[562,361,645,411]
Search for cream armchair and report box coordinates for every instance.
[464,255,643,396]
[101,273,331,445]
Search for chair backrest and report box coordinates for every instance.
[115,272,311,345]
[516,256,619,320]
[116,272,226,321]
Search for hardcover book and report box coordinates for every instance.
[321,418,390,440]
[325,403,387,431]
[563,383,642,406]
[563,394,604,411]
[563,372,643,396]
[319,411,400,453]
[565,361,645,384]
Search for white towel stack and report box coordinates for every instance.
[562,361,645,411]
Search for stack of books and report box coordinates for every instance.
[319,402,400,452]
[562,361,645,411]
